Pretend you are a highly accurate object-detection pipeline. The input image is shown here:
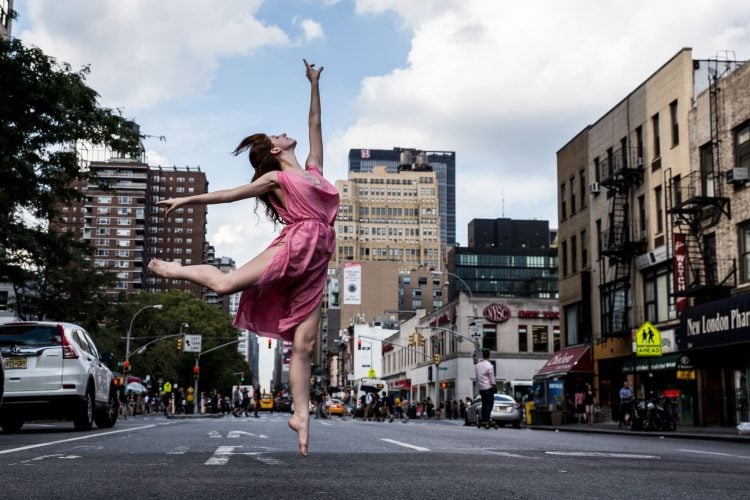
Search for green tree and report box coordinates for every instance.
[98,291,250,394]
[0,37,142,319]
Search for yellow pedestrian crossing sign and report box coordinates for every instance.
[367,368,376,378]
[634,321,662,357]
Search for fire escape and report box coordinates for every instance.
[599,146,645,337]
[666,57,736,304]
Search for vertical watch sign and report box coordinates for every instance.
[343,262,361,305]
[673,233,688,313]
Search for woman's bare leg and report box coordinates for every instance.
[148,244,282,295]
[287,304,321,457]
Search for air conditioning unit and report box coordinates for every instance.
[589,182,601,194]
[727,166,749,183]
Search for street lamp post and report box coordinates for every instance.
[125,304,163,369]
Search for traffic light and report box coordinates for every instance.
[408,333,415,346]
[267,338,272,349]
[122,360,130,373]
[240,373,245,383]
[434,354,441,365]
[193,366,200,381]
[357,339,362,350]
[418,334,425,347]
[440,381,447,390]
[176,337,184,352]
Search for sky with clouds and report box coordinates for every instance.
[12,0,750,266]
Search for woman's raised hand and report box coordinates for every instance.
[304,59,323,84]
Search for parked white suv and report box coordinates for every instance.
[0,321,119,433]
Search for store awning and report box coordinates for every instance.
[534,345,593,378]
[622,354,683,373]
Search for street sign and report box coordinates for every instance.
[163,381,172,393]
[635,321,662,357]
[439,367,447,371]
[184,334,202,353]
[469,320,482,338]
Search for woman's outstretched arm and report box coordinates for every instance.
[304,59,323,172]
[156,171,279,216]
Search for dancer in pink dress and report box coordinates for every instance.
[148,59,338,456]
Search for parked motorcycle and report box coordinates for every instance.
[630,397,676,431]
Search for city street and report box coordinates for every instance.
[0,415,748,499]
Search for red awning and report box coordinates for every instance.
[535,345,592,377]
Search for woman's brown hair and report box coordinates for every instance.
[232,134,284,225]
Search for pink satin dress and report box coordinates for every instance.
[232,164,339,341]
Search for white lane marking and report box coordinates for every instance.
[486,450,533,458]
[167,446,189,455]
[319,422,333,426]
[545,451,660,459]
[59,455,81,459]
[679,449,750,460]
[208,431,222,438]
[204,445,279,465]
[381,438,430,452]
[0,425,157,455]
[227,430,267,439]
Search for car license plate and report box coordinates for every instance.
[5,357,27,369]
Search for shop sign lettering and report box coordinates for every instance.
[483,303,511,323]
[686,308,750,336]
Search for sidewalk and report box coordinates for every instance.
[528,420,750,444]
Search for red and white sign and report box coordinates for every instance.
[483,303,511,323]
[673,233,688,312]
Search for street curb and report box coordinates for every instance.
[166,414,225,420]
[528,425,750,444]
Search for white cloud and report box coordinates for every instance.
[293,18,325,44]
[209,204,280,265]
[18,0,291,110]
[333,0,750,238]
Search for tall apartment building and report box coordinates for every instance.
[348,147,456,247]
[558,48,750,427]
[56,160,208,297]
[333,165,442,271]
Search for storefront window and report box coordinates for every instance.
[532,325,548,352]
[482,324,497,351]
[736,368,750,423]
[518,326,528,352]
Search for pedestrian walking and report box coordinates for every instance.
[618,380,635,428]
[148,60,337,457]
[475,348,497,428]
[584,383,596,425]
[253,384,261,418]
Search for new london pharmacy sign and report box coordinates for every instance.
[678,293,750,350]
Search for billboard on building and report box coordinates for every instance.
[343,262,362,305]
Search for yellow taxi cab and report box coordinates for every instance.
[328,398,344,416]
[259,393,274,411]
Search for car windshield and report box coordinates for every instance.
[0,325,62,348]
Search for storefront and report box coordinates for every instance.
[532,344,593,424]
[677,293,750,426]
[622,353,697,425]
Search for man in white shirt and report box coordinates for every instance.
[474,348,496,428]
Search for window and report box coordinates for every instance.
[655,186,663,234]
[652,113,661,159]
[532,326,548,353]
[740,222,750,283]
[736,122,750,169]
[579,169,587,209]
[635,125,644,162]
[560,183,567,219]
[571,234,577,274]
[580,230,587,269]
[638,195,646,237]
[553,327,560,352]
[561,239,568,277]
[644,266,676,323]
[594,157,600,182]
[564,303,580,345]
[595,219,602,261]
[700,142,715,197]
[670,100,679,147]
[518,326,528,352]
[569,177,576,215]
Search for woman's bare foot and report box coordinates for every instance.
[288,414,309,457]
[148,259,182,278]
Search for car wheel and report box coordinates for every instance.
[0,412,24,433]
[94,384,119,429]
[476,411,482,428]
[74,386,95,431]
[464,413,470,426]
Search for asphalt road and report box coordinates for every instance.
[0,414,748,499]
